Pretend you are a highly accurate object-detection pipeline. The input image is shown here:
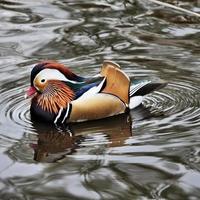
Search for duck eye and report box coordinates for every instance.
[41,79,45,83]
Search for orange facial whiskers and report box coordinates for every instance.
[36,80,74,114]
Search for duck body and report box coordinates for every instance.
[26,61,167,124]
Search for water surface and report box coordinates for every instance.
[0,0,200,199]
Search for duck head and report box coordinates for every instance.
[25,61,81,122]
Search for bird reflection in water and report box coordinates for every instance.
[30,114,131,162]
[30,106,152,162]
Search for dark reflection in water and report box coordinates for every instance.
[0,0,200,199]
[31,113,132,162]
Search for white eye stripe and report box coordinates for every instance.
[35,69,67,82]
[34,68,76,83]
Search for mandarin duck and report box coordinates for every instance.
[25,61,167,124]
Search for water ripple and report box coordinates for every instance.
[0,0,200,199]
[142,81,200,129]
[0,84,33,134]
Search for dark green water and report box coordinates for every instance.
[0,0,200,199]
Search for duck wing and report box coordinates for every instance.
[100,61,130,105]
[66,61,130,122]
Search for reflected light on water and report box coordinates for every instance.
[0,0,200,199]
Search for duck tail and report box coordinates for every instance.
[130,80,167,97]
[129,80,168,109]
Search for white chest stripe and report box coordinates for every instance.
[54,104,72,124]
[54,107,63,124]
[62,104,70,123]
